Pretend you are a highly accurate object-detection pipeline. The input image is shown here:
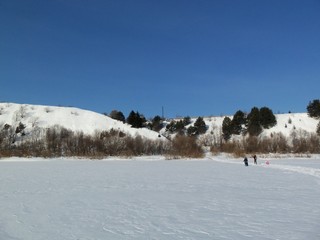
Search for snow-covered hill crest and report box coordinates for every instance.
[0,102,318,142]
[200,113,318,139]
[0,103,162,140]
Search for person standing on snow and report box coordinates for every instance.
[253,155,257,165]
[243,157,249,166]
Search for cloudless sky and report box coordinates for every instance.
[1,0,320,118]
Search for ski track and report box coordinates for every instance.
[209,156,320,179]
[265,164,320,179]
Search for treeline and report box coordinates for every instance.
[2,125,318,159]
[1,100,320,158]
[210,132,320,157]
[114,100,320,139]
[110,110,208,137]
[215,102,320,156]
[222,107,277,140]
[0,125,204,159]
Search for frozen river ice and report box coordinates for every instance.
[0,156,319,240]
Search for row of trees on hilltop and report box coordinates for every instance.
[109,110,165,131]
[109,107,277,139]
[109,110,147,128]
[109,100,320,140]
[109,109,210,137]
[165,116,207,136]
[222,107,277,141]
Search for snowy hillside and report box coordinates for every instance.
[161,113,318,140]
[0,102,318,143]
[263,113,318,137]
[187,113,318,139]
[0,103,162,140]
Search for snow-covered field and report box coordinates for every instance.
[0,156,319,240]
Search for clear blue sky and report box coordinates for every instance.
[1,0,319,118]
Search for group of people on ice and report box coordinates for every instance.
[243,155,257,166]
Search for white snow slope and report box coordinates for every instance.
[0,102,162,140]
[197,113,318,139]
[1,102,319,143]
[0,156,319,240]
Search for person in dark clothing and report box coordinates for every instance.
[253,155,257,165]
[243,157,248,166]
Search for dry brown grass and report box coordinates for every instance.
[169,135,204,158]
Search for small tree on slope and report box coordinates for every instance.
[109,110,125,123]
[307,99,320,119]
[247,107,262,136]
[259,107,277,129]
[222,117,232,141]
[231,110,246,135]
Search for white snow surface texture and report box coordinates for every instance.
[0,156,320,240]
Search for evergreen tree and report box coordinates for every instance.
[222,116,232,141]
[138,112,147,128]
[317,121,320,136]
[175,120,186,134]
[151,115,163,132]
[187,126,198,136]
[231,110,246,135]
[127,111,136,127]
[247,107,262,136]
[126,111,146,128]
[194,117,207,134]
[166,120,175,133]
[307,99,320,119]
[109,110,125,123]
[259,107,277,129]
[135,112,146,128]
[183,116,191,126]
[187,117,207,136]
[166,120,185,134]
